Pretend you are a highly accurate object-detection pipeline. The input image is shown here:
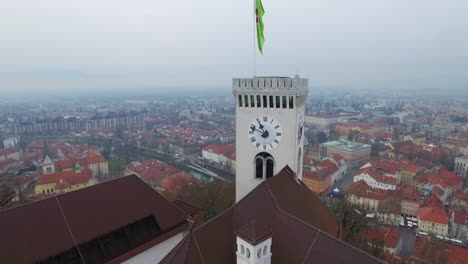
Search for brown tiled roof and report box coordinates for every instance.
[173,200,201,216]
[161,166,383,264]
[0,175,188,264]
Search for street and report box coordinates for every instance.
[400,228,416,257]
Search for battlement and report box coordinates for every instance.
[232,75,308,96]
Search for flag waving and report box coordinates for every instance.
[255,0,265,54]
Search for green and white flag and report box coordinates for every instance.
[255,0,265,54]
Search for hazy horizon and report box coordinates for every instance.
[1,0,468,94]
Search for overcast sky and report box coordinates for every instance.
[1,0,467,94]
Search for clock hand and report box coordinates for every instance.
[257,120,264,130]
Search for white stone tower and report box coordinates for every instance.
[233,75,308,201]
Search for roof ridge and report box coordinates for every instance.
[192,232,207,264]
[276,206,383,263]
[302,230,321,264]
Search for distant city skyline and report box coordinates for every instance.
[1,0,468,94]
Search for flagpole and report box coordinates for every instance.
[253,0,256,77]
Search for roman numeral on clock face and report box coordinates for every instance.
[250,137,256,142]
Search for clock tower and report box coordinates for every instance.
[233,75,308,201]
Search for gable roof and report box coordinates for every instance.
[419,206,448,224]
[161,166,383,264]
[36,169,93,186]
[0,175,188,264]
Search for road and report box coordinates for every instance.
[333,169,356,193]
[400,228,416,257]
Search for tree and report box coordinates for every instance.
[168,179,235,221]
[0,183,16,208]
[328,197,369,242]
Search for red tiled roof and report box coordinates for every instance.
[359,227,402,248]
[411,236,451,263]
[303,159,338,181]
[454,192,468,202]
[0,146,21,156]
[202,144,235,155]
[378,199,401,214]
[346,180,388,200]
[332,153,344,163]
[419,206,448,224]
[356,167,397,185]
[54,159,75,171]
[127,159,179,181]
[423,195,444,208]
[451,210,468,225]
[398,184,420,202]
[402,163,419,173]
[447,245,468,264]
[36,170,92,186]
[76,154,107,166]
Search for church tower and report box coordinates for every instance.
[233,75,308,201]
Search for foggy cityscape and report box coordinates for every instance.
[0,1,467,264]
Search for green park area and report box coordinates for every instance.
[108,160,125,173]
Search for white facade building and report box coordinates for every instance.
[233,76,308,201]
[354,169,397,190]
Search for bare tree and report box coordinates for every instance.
[0,183,16,208]
[328,197,369,242]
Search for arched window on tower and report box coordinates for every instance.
[254,153,275,179]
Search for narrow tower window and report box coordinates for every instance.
[275,96,280,108]
[282,96,287,108]
[269,96,274,108]
[263,95,267,108]
[250,95,255,107]
[289,96,294,109]
[256,95,261,108]
[266,158,274,178]
[255,153,275,179]
[255,157,264,179]
[244,95,249,108]
[238,95,243,107]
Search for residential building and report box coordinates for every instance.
[399,185,420,217]
[354,167,397,190]
[411,236,467,264]
[201,144,235,165]
[125,159,179,188]
[449,210,468,242]
[320,140,371,170]
[2,136,19,148]
[304,113,358,132]
[0,176,192,264]
[359,227,403,255]
[454,155,468,178]
[400,163,419,185]
[376,199,401,226]
[302,159,337,196]
[453,192,468,211]
[418,206,449,236]
[346,180,387,211]
[0,146,22,161]
[34,165,95,195]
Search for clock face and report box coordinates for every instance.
[248,115,282,151]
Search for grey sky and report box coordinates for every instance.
[1,0,467,94]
